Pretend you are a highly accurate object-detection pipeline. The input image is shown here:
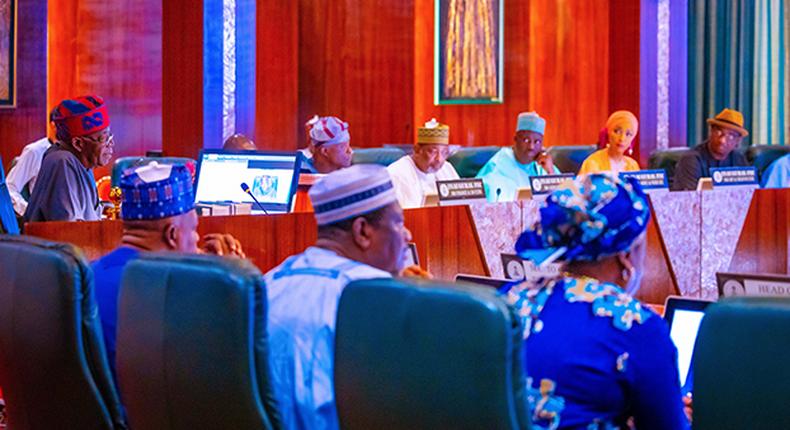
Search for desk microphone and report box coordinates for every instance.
[240,182,269,215]
[495,188,502,203]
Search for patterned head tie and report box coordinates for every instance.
[50,95,111,138]
[516,173,650,265]
[120,162,195,221]
[309,164,398,226]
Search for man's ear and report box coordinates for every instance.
[69,137,85,152]
[162,220,179,250]
[351,217,373,250]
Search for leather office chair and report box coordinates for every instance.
[334,278,530,430]
[117,253,281,429]
[693,297,790,429]
[447,146,501,178]
[351,148,406,167]
[745,145,790,183]
[647,147,693,188]
[111,156,196,186]
[546,144,597,174]
[0,235,126,429]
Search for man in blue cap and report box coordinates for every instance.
[476,111,561,202]
[91,162,245,382]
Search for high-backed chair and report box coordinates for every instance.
[334,278,529,430]
[745,144,790,182]
[547,144,597,174]
[0,156,19,234]
[447,146,501,177]
[117,253,281,429]
[111,156,196,186]
[647,147,694,188]
[693,297,790,429]
[0,235,126,429]
[351,147,406,167]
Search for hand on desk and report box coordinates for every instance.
[400,265,433,279]
[199,233,246,258]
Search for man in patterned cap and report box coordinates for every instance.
[264,164,412,430]
[387,118,460,208]
[25,95,115,222]
[302,115,354,174]
[476,111,560,202]
[91,162,245,382]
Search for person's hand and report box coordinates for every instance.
[400,265,433,279]
[536,151,555,173]
[199,233,246,258]
[683,393,693,424]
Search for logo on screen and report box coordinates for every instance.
[252,175,279,200]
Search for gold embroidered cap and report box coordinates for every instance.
[417,118,450,145]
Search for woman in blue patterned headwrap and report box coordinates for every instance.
[503,173,690,430]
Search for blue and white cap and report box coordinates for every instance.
[120,162,195,220]
[516,111,546,135]
[309,164,398,226]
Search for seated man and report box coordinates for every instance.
[301,116,354,174]
[222,133,257,151]
[6,137,52,216]
[761,153,790,189]
[387,119,460,208]
[672,108,749,191]
[264,164,412,430]
[476,111,560,202]
[25,96,114,222]
[91,162,244,382]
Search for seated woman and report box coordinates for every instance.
[578,111,641,175]
[502,173,689,429]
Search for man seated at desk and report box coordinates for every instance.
[301,116,354,174]
[91,162,244,383]
[264,164,412,430]
[387,119,460,209]
[672,108,749,191]
[24,96,114,222]
[476,111,560,202]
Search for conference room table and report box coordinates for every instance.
[24,187,790,306]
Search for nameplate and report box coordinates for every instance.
[620,169,668,190]
[717,272,790,298]
[529,174,575,195]
[501,253,561,281]
[436,179,487,205]
[710,167,757,187]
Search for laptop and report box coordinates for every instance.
[194,149,302,214]
[663,296,712,395]
[454,274,511,290]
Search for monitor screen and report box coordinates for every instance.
[194,150,302,213]
[668,309,705,388]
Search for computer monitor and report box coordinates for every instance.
[194,149,302,214]
[663,296,712,395]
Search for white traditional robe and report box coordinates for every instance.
[386,155,460,209]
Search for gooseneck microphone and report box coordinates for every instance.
[495,188,502,203]
[240,182,269,215]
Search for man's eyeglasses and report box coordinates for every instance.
[81,131,114,147]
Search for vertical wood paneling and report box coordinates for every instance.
[0,0,47,171]
[48,0,162,177]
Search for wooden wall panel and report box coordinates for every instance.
[729,189,790,275]
[297,0,414,149]
[255,1,299,150]
[609,0,642,163]
[48,0,162,178]
[414,0,610,148]
[0,0,47,172]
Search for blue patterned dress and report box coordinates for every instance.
[504,276,689,430]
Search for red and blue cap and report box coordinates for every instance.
[50,95,110,138]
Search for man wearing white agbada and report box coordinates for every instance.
[387,118,460,208]
[264,164,412,430]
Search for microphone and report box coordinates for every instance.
[240,182,269,215]
[495,188,502,203]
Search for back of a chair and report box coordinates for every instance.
[0,156,19,234]
[546,144,597,174]
[693,297,790,429]
[111,156,196,186]
[0,235,125,429]
[117,254,280,429]
[647,147,693,187]
[745,145,790,182]
[447,146,501,177]
[351,147,406,167]
[335,278,529,430]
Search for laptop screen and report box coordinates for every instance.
[194,150,302,213]
[664,297,711,394]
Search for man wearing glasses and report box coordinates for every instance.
[387,119,460,208]
[672,108,749,191]
[24,95,114,222]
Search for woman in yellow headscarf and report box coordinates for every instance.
[578,110,641,175]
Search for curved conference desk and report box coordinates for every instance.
[25,188,790,306]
